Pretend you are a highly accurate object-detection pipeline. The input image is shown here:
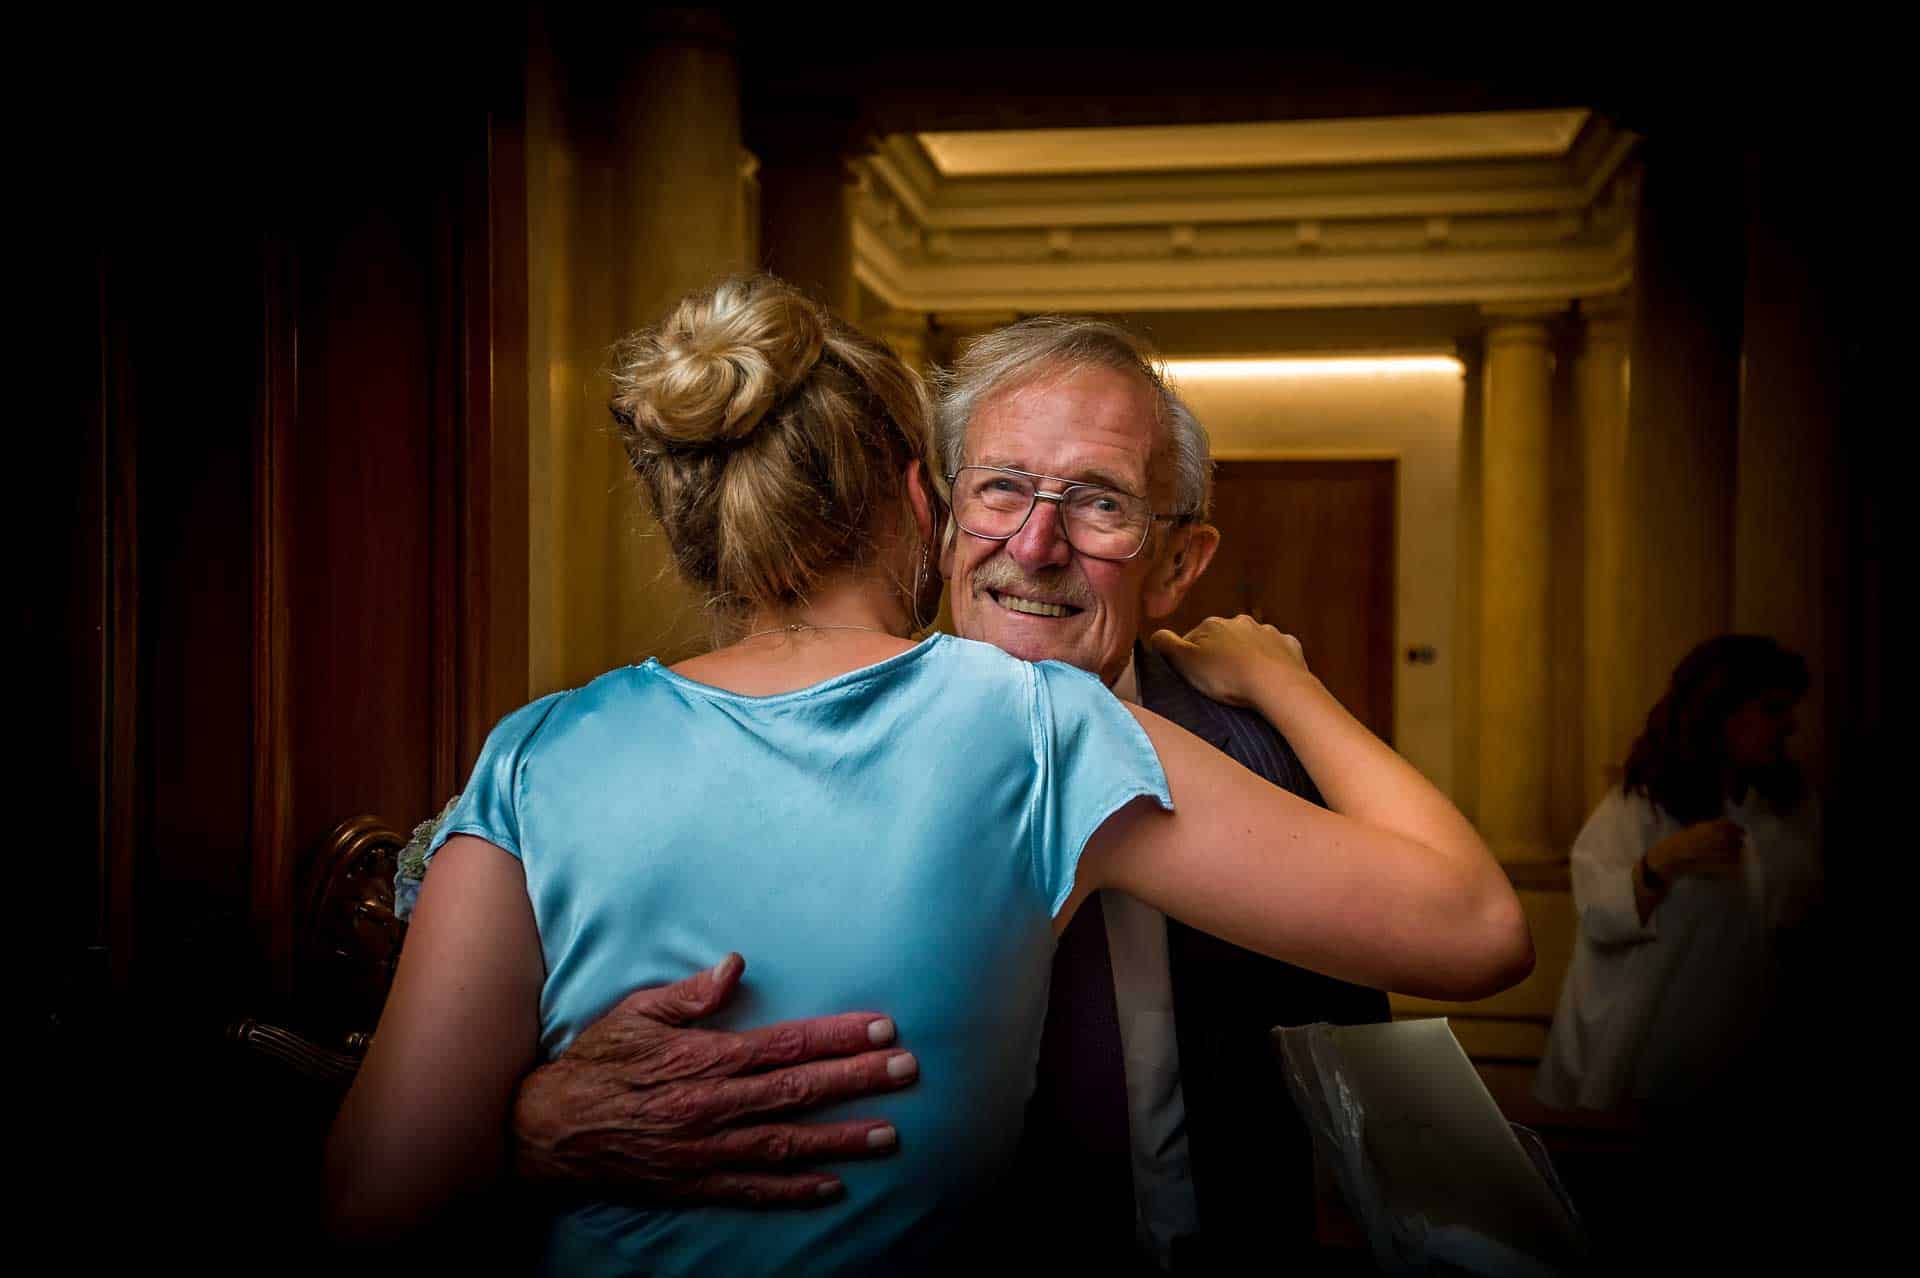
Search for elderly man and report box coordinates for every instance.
[505,317,1388,1271]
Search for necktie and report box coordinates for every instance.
[1032,891,1134,1229]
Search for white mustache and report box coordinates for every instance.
[970,562,1096,609]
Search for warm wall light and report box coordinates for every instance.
[1165,356,1464,380]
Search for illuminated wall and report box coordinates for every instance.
[1169,356,1465,797]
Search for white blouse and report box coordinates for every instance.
[1534,785,1822,1111]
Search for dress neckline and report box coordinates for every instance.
[640,632,948,705]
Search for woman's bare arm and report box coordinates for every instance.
[1068,616,1532,1001]
[324,834,545,1243]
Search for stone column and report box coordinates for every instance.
[750,104,863,316]
[614,14,749,317]
[527,8,748,695]
[1733,176,1841,791]
[1547,314,1587,852]
[1477,303,1564,862]
[1575,295,1632,810]
[1451,335,1484,823]
[1619,136,1742,720]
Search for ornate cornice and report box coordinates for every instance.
[851,116,1640,314]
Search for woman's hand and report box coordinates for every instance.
[1648,818,1746,881]
[1123,611,1530,1000]
[1148,614,1314,709]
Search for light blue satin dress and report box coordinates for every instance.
[428,633,1171,1275]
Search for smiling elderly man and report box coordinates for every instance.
[503,317,1390,1273]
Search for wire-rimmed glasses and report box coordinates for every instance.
[947,465,1184,561]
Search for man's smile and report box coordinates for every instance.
[988,588,1084,619]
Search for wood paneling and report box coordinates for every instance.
[282,187,443,946]
[50,43,532,1260]
[119,217,272,1016]
[458,93,532,771]
[103,258,141,999]
[253,236,298,997]
[40,251,128,1013]
[58,57,528,1024]
[1167,459,1396,743]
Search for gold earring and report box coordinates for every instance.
[912,542,933,631]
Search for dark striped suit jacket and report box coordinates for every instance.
[1132,643,1392,1269]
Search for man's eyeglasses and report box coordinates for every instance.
[947,465,1186,562]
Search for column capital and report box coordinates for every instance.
[1480,301,1568,348]
[1453,332,1485,377]
[1576,292,1631,346]
[1480,300,1571,322]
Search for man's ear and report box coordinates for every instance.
[1142,522,1221,619]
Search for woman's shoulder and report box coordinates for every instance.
[479,665,664,758]
[478,687,573,755]
[927,637,1128,715]
[926,632,1030,678]
[1595,784,1671,821]
[1574,784,1670,849]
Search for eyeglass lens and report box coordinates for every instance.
[953,467,1149,557]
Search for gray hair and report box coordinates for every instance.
[931,316,1213,521]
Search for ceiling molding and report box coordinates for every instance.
[853,112,1640,315]
[856,221,1634,314]
[915,110,1593,177]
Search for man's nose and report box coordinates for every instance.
[1006,495,1073,571]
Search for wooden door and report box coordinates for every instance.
[1165,459,1396,743]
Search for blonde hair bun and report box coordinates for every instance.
[613,276,827,453]
[611,274,933,624]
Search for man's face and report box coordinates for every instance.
[942,364,1205,687]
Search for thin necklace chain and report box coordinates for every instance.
[737,621,893,644]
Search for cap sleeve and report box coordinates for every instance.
[1026,660,1174,916]
[426,691,567,864]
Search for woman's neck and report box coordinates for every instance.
[741,571,913,641]
[671,572,921,696]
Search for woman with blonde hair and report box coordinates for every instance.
[326,274,1529,1274]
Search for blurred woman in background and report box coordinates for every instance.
[1536,634,1822,1113]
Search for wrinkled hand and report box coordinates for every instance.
[1649,818,1746,881]
[1148,614,1312,709]
[512,953,914,1207]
